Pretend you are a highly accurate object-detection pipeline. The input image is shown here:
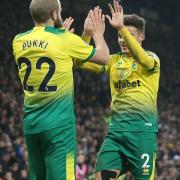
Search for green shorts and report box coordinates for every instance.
[95,131,157,180]
[24,123,76,180]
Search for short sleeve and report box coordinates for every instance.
[65,32,96,62]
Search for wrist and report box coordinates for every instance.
[93,33,104,39]
[82,33,91,43]
[82,31,92,38]
[116,25,125,32]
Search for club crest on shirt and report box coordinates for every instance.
[112,61,132,80]
[120,70,131,80]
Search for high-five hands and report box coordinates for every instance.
[83,6,105,38]
[64,1,124,34]
[89,6,105,36]
[106,0,124,31]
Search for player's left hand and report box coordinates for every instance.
[63,17,75,33]
[106,0,125,31]
[83,11,95,37]
[89,6,105,36]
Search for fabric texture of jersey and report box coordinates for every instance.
[79,52,160,132]
[13,26,96,134]
[107,51,160,132]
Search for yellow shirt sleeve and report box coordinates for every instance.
[119,28,159,71]
[82,34,91,44]
[75,55,114,74]
[65,32,96,62]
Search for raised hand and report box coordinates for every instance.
[106,0,124,31]
[83,11,95,37]
[62,17,75,33]
[89,6,105,36]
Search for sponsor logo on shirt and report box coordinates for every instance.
[113,80,141,90]
[132,61,138,71]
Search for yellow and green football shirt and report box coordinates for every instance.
[13,26,96,134]
[79,28,160,132]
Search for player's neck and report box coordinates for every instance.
[35,20,54,28]
[125,53,132,57]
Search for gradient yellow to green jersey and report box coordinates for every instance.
[80,28,160,132]
[13,26,96,134]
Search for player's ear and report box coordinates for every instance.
[139,32,145,42]
[52,10,58,21]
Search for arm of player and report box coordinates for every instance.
[75,60,109,74]
[76,62,105,74]
[82,11,92,44]
[88,7,109,65]
[106,0,157,70]
[63,17,101,65]
[74,54,113,74]
[74,9,110,73]
[70,7,109,65]
[61,16,99,68]
[62,16,98,65]
[119,28,157,70]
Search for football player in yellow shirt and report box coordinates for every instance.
[77,1,160,179]
[12,0,109,179]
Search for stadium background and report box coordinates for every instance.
[0,0,180,179]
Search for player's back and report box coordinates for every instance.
[13,26,94,134]
[13,26,74,104]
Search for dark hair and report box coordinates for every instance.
[30,0,59,23]
[124,14,146,33]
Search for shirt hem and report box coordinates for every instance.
[23,120,75,135]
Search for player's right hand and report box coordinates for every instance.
[106,0,124,31]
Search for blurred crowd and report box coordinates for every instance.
[0,0,180,180]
